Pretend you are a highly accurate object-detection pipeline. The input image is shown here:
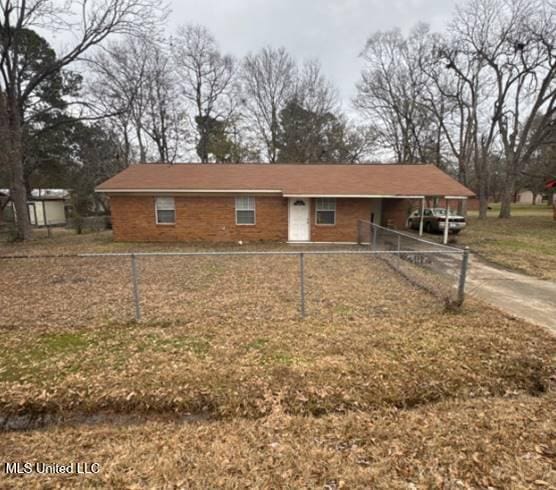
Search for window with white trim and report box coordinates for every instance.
[235,196,255,225]
[316,198,336,225]
[155,197,176,224]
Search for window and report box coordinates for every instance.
[235,196,255,225]
[316,198,336,225]
[433,208,453,216]
[155,197,176,224]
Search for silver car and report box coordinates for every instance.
[407,208,467,234]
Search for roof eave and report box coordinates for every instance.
[95,188,283,194]
[96,189,473,199]
[283,193,427,198]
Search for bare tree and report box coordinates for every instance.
[172,25,235,163]
[140,41,184,163]
[241,46,296,163]
[276,59,351,163]
[0,0,166,240]
[296,59,338,116]
[88,38,151,164]
[436,37,497,218]
[421,39,478,188]
[89,35,186,164]
[354,25,441,164]
[450,0,556,218]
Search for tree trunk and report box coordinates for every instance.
[122,125,130,166]
[478,179,488,219]
[4,93,32,240]
[136,126,146,163]
[499,189,512,218]
[498,174,514,219]
[270,105,278,163]
[10,172,31,240]
[476,151,489,220]
[458,156,468,187]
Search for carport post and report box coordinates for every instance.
[443,198,450,245]
[457,247,470,305]
[419,198,425,236]
[299,252,305,319]
[130,253,141,321]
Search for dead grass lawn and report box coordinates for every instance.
[0,247,554,421]
[0,250,430,327]
[0,233,555,488]
[1,395,554,488]
[459,206,556,280]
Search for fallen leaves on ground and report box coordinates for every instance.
[0,233,554,488]
[1,394,554,488]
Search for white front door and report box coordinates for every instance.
[288,198,310,241]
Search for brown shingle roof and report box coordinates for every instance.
[96,163,475,197]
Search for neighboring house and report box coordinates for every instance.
[27,189,69,226]
[27,197,66,226]
[0,189,70,227]
[0,191,9,225]
[515,189,544,205]
[96,163,475,243]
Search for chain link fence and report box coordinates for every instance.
[0,235,469,327]
[357,220,469,306]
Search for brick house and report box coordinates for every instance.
[96,163,474,243]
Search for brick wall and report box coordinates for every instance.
[310,198,375,242]
[381,199,412,230]
[110,195,410,242]
[111,195,288,242]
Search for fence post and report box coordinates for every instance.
[357,220,362,245]
[457,247,470,305]
[299,252,305,319]
[397,234,401,254]
[372,224,378,250]
[130,253,141,321]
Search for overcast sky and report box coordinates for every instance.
[166,0,458,109]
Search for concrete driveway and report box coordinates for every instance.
[467,255,556,335]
